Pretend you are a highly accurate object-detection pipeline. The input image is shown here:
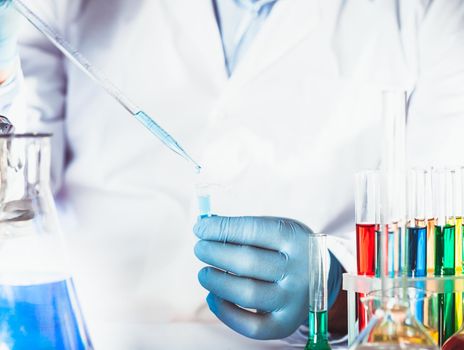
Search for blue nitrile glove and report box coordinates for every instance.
[194,216,343,340]
[0,0,20,71]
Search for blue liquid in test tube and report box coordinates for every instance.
[196,184,214,218]
[198,194,211,218]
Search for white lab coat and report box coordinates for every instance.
[2,0,464,347]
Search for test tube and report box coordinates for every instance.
[456,168,464,329]
[425,169,435,276]
[433,168,456,345]
[355,170,379,331]
[424,169,438,332]
[457,169,464,274]
[306,234,331,350]
[407,168,427,278]
[196,184,213,218]
[406,169,427,325]
[380,90,407,282]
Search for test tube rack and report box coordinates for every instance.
[343,273,464,345]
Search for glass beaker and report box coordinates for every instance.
[350,288,438,350]
[0,134,93,349]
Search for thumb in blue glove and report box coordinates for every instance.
[194,216,343,340]
[0,0,21,77]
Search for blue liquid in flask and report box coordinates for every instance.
[0,279,92,350]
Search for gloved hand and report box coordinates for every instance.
[0,0,20,79]
[194,216,343,340]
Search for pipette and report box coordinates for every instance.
[11,0,202,172]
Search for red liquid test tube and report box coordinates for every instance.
[355,171,379,331]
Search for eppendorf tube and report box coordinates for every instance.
[305,234,331,350]
[196,184,213,218]
[433,168,456,345]
[355,170,379,331]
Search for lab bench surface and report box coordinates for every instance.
[89,321,348,350]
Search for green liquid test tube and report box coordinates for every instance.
[306,234,331,350]
[433,169,456,345]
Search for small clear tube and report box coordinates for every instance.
[196,184,213,218]
[306,234,331,350]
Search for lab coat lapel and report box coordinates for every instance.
[227,0,321,88]
[162,0,228,87]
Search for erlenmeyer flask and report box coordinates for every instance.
[0,134,93,349]
[350,288,438,350]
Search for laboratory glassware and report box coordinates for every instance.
[305,234,331,350]
[350,288,438,350]
[433,168,456,345]
[352,90,414,349]
[443,332,464,350]
[0,134,93,349]
[406,169,428,327]
[11,0,201,171]
[0,116,14,134]
[443,168,464,349]
[455,168,464,328]
[407,169,427,278]
[355,170,379,331]
[196,183,213,218]
[379,90,407,281]
[425,170,435,276]
[421,170,439,342]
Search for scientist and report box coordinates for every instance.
[1,0,464,346]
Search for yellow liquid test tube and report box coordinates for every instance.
[455,216,462,330]
[456,217,463,330]
[456,217,463,275]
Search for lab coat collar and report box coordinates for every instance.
[163,0,321,94]
[228,0,321,86]
[163,0,229,87]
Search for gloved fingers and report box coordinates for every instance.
[206,293,285,340]
[195,240,287,282]
[194,216,306,251]
[198,267,284,312]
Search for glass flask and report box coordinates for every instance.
[350,288,438,350]
[443,325,464,350]
[0,134,93,349]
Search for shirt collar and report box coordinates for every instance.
[234,0,278,15]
